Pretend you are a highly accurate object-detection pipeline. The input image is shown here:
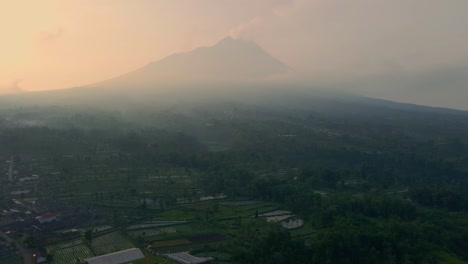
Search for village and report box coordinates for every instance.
[0,154,306,264]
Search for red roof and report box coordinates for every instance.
[36,213,57,220]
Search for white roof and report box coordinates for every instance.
[37,257,47,263]
[85,248,144,264]
[166,252,213,264]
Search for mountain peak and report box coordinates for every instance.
[218,36,235,43]
[90,36,298,89]
[213,36,259,49]
[216,36,251,44]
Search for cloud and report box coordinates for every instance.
[224,0,468,109]
[229,17,264,40]
[0,80,24,94]
[230,0,468,78]
[229,0,295,40]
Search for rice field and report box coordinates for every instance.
[128,227,177,238]
[47,239,93,264]
[259,210,292,217]
[45,231,136,263]
[266,215,291,222]
[259,209,305,229]
[281,218,304,229]
[93,225,113,233]
[152,239,191,248]
[127,221,188,230]
[91,231,135,255]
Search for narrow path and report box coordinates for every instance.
[0,231,34,264]
[8,156,14,181]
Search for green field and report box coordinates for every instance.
[436,252,468,264]
[47,239,93,264]
[91,231,135,255]
[46,231,135,264]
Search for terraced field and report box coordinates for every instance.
[91,231,134,255]
[128,227,177,238]
[46,231,135,263]
[47,239,93,264]
[152,239,191,248]
[127,221,189,230]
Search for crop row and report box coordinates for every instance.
[47,240,93,264]
[91,232,134,255]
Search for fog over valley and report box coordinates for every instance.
[2,0,468,110]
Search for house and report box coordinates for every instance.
[19,175,39,183]
[36,256,47,263]
[36,213,57,224]
[32,247,48,263]
[10,190,30,196]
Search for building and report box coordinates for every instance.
[85,248,144,264]
[19,175,39,183]
[35,213,57,224]
[166,252,213,264]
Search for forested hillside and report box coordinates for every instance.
[1,97,467,263]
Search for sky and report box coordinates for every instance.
[1,0,468,109]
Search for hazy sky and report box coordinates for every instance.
[1,0,468,108]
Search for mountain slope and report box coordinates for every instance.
[1,37,466,116]
[89,37,298,90]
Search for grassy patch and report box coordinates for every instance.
[158,210,198,221]
[47,239,93,264]
[435,252,468,264]
[290,224,316,238]
[91,231,135,255]
[152,239,191,248]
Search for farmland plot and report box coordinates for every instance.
[47,239,93,264]
[266,215,291,222]
[128,227,176,238]
[91,232,134,255]
[259,210,291,217]
[281,218,304,229]
[127,221,188,230]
